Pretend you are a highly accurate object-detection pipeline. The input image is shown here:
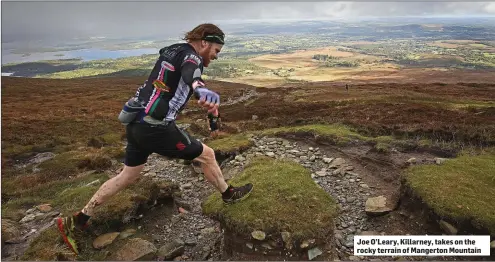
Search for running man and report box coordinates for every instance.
[57,23,253,255]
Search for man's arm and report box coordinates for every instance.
[180,53,220,113]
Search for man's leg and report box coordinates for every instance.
[193,143,253,204]
[193,144,228,192]
[151,122,253,204]
[81,164,144,216]
[57,124,150,254]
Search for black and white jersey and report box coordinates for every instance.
[134,43,204,122]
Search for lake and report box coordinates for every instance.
[1,48,159,65]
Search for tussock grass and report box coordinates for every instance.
[260,124,367,146]
[202,156,337,241]
[404,150,495,234]
[206,133,254,153]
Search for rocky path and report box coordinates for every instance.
[139,135,401,261]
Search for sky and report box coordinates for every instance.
[2,1,495,42]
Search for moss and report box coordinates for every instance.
[77,152,113,171]
[2,173,109,219]
[102,146,126,160]
[374,142,391,152]
[404,151,495,234]
[37,151,87,177]
[202,156,338,241]
[21,224,116,261]
[418,139,433,147]
[101,132,123,145]
[21,227,70,261]
[206,133,254,153]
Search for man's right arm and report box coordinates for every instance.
[179,52,220,112]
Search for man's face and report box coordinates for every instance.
[199,41,222,67]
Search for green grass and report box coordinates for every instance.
[18,176,173,260]
[202,156,338,241]
[206,133,254,153]
[258,124,464,152]
[260,124,368,145]
[404,151,495,234]
[1,172,108,220]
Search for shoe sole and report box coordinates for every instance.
[223,186,253,205]
[56,218,79,255]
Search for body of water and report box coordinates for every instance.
[2,48,159,65]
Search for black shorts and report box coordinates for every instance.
[124,122,203,167]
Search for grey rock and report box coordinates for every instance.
[201,227,216,235]
[308,247,323,260]
[407,157,417,164]
[439,220,458,235]
[119,228,137,240]
[251,230,266,240]
[185,238,197,246]
[20,214,36,223]
[281,231,291,247]
[345,235,355,248]
[235,155,245,161]
[365,196,395,215]
[316,171,327,177]
[94,232,120,249]
[157,239,185,260]
[323,157,334,163]
[266,152,275,157]
[31,152,56,164]
[330,158,346,168]
[113,238,157,261]
[182,183,193,189]
[435,158,447,165]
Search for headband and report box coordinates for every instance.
[202,34,225,45]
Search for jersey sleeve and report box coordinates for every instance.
[178,51,205,89]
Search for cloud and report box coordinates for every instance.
[1,1,494,42]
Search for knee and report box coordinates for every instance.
[118,165,143,185]
[199,145,216,163]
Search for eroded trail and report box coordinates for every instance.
[138,135,458,261]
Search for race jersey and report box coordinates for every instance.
[134,43,204,122]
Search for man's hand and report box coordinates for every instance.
[194,87,220,113]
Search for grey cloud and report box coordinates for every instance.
[2,1,494,42]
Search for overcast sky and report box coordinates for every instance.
[2,1,495,42]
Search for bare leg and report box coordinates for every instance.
[194,143,228,193]
[81,164,144,216]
